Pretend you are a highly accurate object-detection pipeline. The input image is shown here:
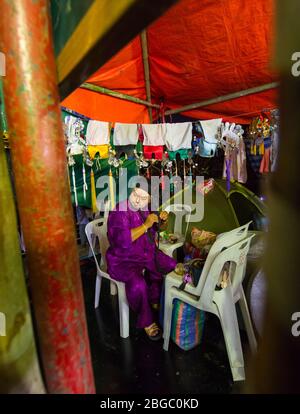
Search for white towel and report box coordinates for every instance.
[86,120,110,145]
[113,123,139,146]
[200,118,223,144]
[165,122,192,151]
[142,124,167,146]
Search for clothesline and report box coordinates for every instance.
[62,105,278,127]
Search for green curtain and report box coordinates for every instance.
[68,155,138,208]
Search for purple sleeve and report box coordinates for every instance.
[107,210,132,248]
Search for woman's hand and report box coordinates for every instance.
[144,213,159,229]
[159,211,169,222]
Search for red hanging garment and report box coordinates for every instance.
[143,145,164,160]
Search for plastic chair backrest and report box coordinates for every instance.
[104,200,111,219]
[85,218,109,270]
[200,235,255,309]
[164,204,192,236]
[192,221,252,296]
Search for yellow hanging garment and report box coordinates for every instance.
[88,145,109,160]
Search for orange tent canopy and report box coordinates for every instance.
[62,0,277,124]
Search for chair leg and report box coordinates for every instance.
[163,292,173,351]
[95,275,102,309]
[110,281,118,296]
[239,288,257,353]
[118,285,130,338]
[214,289,245,381]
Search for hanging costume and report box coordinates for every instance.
[271,128,280,172]
[106,199,176,328]
[222,136,247,183]
[259,137,272,174]
[142,124,167,160]
[142,124,167,146]
[220,123,247,185]
[64,115,86,206]
[113,123,139,145]
[86,120,110,160]
[165,122,193,152]
[86,120,110,145]
[199,118,222,158]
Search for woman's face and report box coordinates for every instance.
[129,187,150,210]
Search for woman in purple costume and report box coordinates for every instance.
[106,185,176,340]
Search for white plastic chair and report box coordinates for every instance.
[163,223,257,382]
[159,204,192,257]
[85,219,130,338]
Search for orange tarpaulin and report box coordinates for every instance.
[62,0,277,124]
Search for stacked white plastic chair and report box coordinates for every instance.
[160,204,192,257]
[85,218,129,338]
[163,222,257,381]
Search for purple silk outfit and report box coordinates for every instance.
[106,199,176,328]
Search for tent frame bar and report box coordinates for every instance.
[80,82,160,109]
[80,81,279,120]
[140,30,153,122]
[164,82,279,116]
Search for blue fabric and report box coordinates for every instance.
[199,138,218,158]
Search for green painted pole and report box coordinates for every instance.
[0,79,45,393]
[81,82,160,109]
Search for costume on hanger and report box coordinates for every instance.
[113,123,139,146]
[167,149,189,161]
[114,144,136,159]
[86,120,110,145]
[142,124,167,146]
[222,137,247,183]
[259,137,272,174]
[165,122,192,152]
[220,123,247,185]
[199,118,222,158]
[143,145,164,160]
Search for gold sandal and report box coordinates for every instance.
[144,322,162,341]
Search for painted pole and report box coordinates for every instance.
[140,30,153,122]
[0,79,45,394]
[165,82,279,116]
[81,82,159,109]
[0,1,95,393]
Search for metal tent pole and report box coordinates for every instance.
[141,30,153,122]
[164,82,279,116]
[81,82,159,110]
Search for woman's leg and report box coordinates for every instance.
[122,265,154,328]
[144,250,177,304]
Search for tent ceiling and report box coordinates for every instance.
[62,0,277,123]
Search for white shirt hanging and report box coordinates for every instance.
[113,123,139,146]
[142,123,167,146]
[86,120,110,145]
[165,122,193,151]
[200,118,223,144]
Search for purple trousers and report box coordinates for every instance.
[112,250,176,328]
